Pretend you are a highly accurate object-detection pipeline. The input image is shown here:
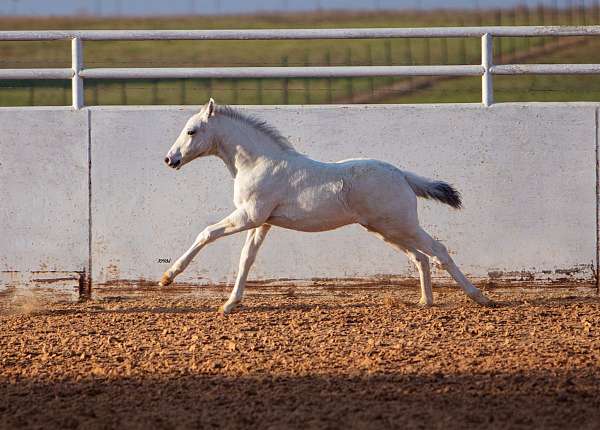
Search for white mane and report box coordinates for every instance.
[215,106,299,153]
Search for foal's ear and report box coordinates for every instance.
[207,98,215,117]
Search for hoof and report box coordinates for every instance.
[159,272,173,287]
[219,301,239,315]
[471,290,494,307]
[417,299,434,308]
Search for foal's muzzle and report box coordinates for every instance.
[164,156,181,169]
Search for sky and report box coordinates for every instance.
[0,0,577,16]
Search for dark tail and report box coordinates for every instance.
[404,171,463,209]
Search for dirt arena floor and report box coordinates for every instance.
[1,283,599,429]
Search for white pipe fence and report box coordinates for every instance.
[1,26,600,108]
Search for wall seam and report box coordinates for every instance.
[87,108,93,297]
[596,106,599,295]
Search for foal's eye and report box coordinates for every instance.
[187,129,196,136]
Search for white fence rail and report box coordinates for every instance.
[1,26,600,108]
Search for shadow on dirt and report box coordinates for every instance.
[1,371,599,429]
[30,305,216,317]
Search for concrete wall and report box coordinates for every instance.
[1,104,598,289]
[0,108,88,282]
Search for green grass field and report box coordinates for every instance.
[1,8,599,106]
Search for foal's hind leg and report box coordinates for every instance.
[366,228,433,306]
[406,249,433,306]
[412,227,492,306]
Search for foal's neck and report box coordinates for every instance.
[213,116,295,178]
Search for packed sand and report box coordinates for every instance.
[1,284,599,429]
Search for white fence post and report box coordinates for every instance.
[481,33,494,106]
[71,37,84,109]
[481,33,493,107]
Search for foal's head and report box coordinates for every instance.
[164,98,217,170]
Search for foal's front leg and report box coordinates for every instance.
[159,208,260,287]
[220,224,271,315]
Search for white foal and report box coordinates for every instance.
[160,98,492,314]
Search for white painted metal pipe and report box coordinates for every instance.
[80,65,484,79]
[491,64,600,74]
[71,38,83,109]
[0,69,72,79]
[481,33,494,107]
[1,26,600,41]
[1,26,600,110]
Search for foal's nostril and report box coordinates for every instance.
[164,157,170,165]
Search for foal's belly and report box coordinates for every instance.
[266,188,356,232]
[266,212,354,232]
